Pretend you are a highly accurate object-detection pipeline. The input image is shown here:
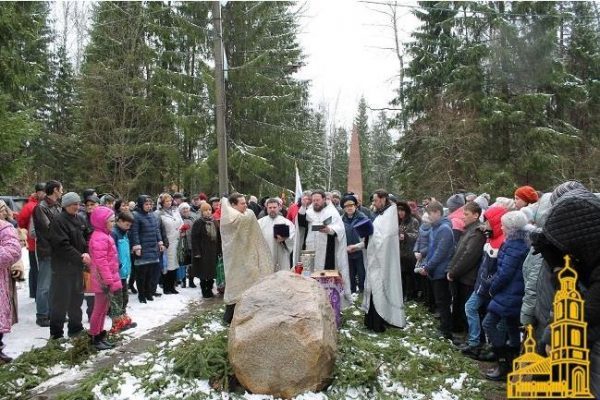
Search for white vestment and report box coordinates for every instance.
[362,204,406,327]
[300,203,352,304]
[258,214,295,271]
[220,198,274,305]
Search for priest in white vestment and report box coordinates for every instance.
[362,190,406,331]
[297,189,352,304]
[258,198,295,271]
[220,193,273,323]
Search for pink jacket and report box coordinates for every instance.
[0,220,22,332]
[89,207,122,293]
[448,206,465,232]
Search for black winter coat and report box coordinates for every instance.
[33,198,62,258]
[49,211,88,275]
[447,222,486,286]
[191,218,221,280]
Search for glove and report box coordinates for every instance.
[530,231,565,269]
[11,260,25,280]
[109,280,123,293]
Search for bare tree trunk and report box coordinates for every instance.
[385,2,407,131]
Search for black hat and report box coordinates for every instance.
[173,192,184,199]
[84,195,100,204]
[35,182,46,192]
[341,193,358,207]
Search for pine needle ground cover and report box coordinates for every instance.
[0,333,121,399]
[63,301,498,400]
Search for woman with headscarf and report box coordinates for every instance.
[397,201,420,301]
[191,203,221,298]
[178,202,195,288]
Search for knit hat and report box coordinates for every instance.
[446,194,465,212]
[474,194,489,211]
[62,192,81,208]
[342,193,358,207]
[501,211,529,235]
[515,186,538,204]
[493,197,516,211]
[550,180,587,205]
[178,202,191,211]
[543,188,600,268]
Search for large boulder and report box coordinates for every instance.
[228,270,337,398]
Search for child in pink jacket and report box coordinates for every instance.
[89,206,122,350]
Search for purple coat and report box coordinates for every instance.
[88,207,122,294]
[0,220,22,333]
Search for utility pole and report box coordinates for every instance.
[213,1,229,195]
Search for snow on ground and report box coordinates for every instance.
[4,249,206,358]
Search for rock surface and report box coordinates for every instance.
[228,270,337,398]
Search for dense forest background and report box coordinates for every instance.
[1,1,598,201]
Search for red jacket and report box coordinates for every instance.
[17,195,38,251]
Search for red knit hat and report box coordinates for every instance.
[514,186,538,204]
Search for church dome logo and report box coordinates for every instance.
[508,256,593,398]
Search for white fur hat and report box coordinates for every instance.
[501,211,528,234]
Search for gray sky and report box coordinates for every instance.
[296,0,419,130]
[52,1,420,131]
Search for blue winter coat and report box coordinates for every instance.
[474,247,498,298]
[112,226,132,279]
[488,232,529,317]
[342,211,372,260]
[131,195,162,265]
[424,217,454,280]
[413,222,431,256]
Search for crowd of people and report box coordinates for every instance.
[0,180,598,397]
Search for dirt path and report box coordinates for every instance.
[29,297,223,400]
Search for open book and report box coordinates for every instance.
[311,216,333,231]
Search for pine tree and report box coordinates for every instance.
[370,112,394,192]
[222,1,311,196]
[354,97,371,198]
[39,42,78,184]
[78,2,176,198]
[300,106,329,191]
[0,2,51,192]
[328,127,348,191]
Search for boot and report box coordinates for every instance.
[129,282,138,294]
[201,280,214,298]
[91,330,114,351]
[92,335,112,351]
[0,350,12,364]
[485,347,510,381]
[188,276,197,288]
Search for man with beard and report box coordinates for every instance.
[220,193,273,323]
[259,198,295,271]
[298,189,352,304]
[362,189,406,332]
